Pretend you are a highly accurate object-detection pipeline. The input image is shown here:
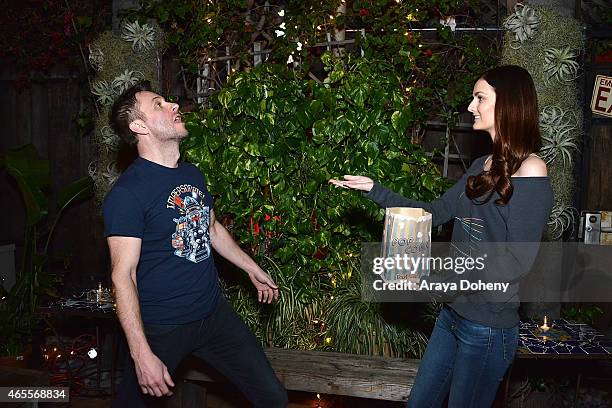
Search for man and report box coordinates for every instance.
[103,81,288,407]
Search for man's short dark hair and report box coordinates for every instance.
[109,80,152,145]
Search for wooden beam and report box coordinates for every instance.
[181,348,419,402]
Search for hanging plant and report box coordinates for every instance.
[503,4,540,49]
[543,46,580,83]
[121,20,156,51]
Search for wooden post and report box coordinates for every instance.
[254,42,262,66]
[226,46,231,80]
[360,28,366,57]
[333,3,346,58]
[197,63,210,105]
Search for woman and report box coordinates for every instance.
[330,65,552,407]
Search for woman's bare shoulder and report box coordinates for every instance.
[514,154,547,177]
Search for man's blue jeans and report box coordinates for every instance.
[407,306,518,408]
[113,295,288,407]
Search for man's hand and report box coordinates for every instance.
[248,268,280,304]
[134,351,175,397]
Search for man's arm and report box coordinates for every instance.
[108,236,175,397]
[208,210,279,303]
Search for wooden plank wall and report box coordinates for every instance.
[0,61,108,295]
[586,122,612,210]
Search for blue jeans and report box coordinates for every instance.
[113,296,288,408]
[407,306,518,408]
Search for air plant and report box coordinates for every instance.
[547,203,577,240]
[100,161,120,186]
[543,47,580,83]
[91,79,115,106]
[539,106,579,166]
[121,20,156,51]
[99,126,120,152]
[88,46,104,72]
[87,161,97,179]
[111,69,144,94]
[503,4,540,49]
[540,127,578,166]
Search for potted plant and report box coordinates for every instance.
[0,144,93,364]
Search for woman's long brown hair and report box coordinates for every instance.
[466,65,542,205]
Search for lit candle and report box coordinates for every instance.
[540,315,550,332]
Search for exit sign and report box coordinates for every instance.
[591,75,612,118]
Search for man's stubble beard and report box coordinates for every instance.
[151,121,188,142]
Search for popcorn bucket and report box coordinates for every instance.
[381,207,432,282]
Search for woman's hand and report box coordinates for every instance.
[328,175,374,192]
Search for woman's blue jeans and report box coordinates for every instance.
[407,306,518,408]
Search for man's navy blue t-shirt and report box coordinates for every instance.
[102,157,220,325]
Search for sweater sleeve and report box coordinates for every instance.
[363,158,485,227]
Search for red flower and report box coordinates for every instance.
[265,214,271,221]
[424,49,433,57]
[359,8,370,17]
[254,222,260,235]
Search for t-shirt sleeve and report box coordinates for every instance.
[102,185,145,238]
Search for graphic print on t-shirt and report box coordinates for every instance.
[166,184,211,263]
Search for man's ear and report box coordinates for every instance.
[129,119,147,135]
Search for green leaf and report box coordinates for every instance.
[217,89,233,109]
[4,145,49,226]
[295,103,313,128]
[391,109,411,135]
[57,177,94,211]
[158,8,169,23]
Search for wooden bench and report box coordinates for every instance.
[174,347,419,406]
